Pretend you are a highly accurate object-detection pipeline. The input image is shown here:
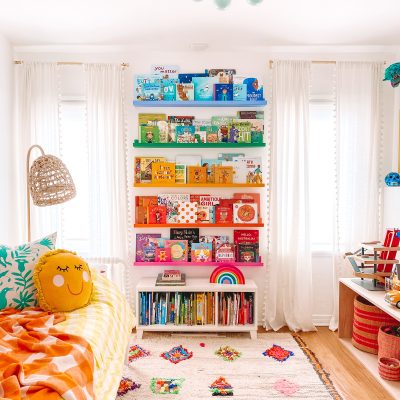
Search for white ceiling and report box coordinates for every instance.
[0,0,399,48]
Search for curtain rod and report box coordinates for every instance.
[14,60,129,68]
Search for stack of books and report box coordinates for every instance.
[218,292,254,326]
[156,270,186,286]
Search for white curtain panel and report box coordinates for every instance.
[329,61,383,330]
[14,62,60,242]
[265,60,316,332]
[84,64,129,293]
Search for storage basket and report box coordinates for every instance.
[378,357,400,381]
[351,296,398,354]
[378,326,400,359]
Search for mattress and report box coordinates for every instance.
[56,270,135,400]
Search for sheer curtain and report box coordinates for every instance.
[84,64,129,293]
[14,62,60,242]
[264,60,316,332]
[329,62,383,330]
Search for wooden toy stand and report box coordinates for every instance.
[346,241,400,290]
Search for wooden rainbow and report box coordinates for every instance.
[209,265,245,285]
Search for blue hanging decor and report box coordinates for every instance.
[385,172,400,186]
[383,63,400,88]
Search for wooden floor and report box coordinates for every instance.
[274,327,393,400]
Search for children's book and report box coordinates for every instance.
[199,195,221,206]
[177,202,198,224]
[201,158,221,183]
[195,131,207,144]
[142,79,163,101]
[138,113,167,125]
[200,235,230,257]
[140,125,160,143]
[176,83,194,101]
[234,118,264,134]
[178,73,208,83]
[214,84,233,101]
[136,233,162,262]
[233,203,258,224]
[191,243,213,263]
[168,116,195,140]
[170,228,200,262]
[135,195,158,224]
[196,205,211,223]
[233,229,259,244]
[230,120,252,143]
[134,157,141,183]
[140,157,166,183]
[188,166,208,184]
[237,110,264,119]
[215,205,233,223]
[211,116,233,142]
[158,194,190,224]
[214,166,234,184]
[233,193,261,220]
[238,243,259,262]
[206,131,219,143]
[251,131,264,144]
[243,77,264,101]
[176,155,201,166]
[165,240,188,262]
[148,205,167,224]
[152,162,176,183]
[134,74,162,101]
[222,161,246,183]
[193,119,212,128]
[162,78,178,101]
[193,77,218,101]
[218,153,245,161]
[176,125,196,143]
[143,245,156,262]
[155,247,171,262]
[175,164,186,184]
[215,243,236,262]
[233,84,247,101]
[232,157,263,184]
[206,69,236,83]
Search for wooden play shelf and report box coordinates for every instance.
[132,140,266,148]
[133,100,267,107]
[134,183,264,188]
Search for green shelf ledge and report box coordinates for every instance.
[133,140,266,148]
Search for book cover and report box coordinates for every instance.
[243,77,264,101]
[214,166,234,184]
[215,205,233,223]
[155,248,171,262]
[143,245,156,262]
[218,153,245,161]
[175,164,186,184]
[168,116,195,141]
[233,84,247,101]
[200,235,230,257]
[176,83,195,101]
[178,73,208,83]
[176,155,202,166]
[199,195,221,206]
[140,157,166,183]
[233,203,258,224]
[191,243,213,263]
[211,116,233,142]
[170,228,199,261]
[134,74,162,101]
[176,125,196,143]
[158,194,190,224]
[152,162,176,183]
[148,205,167,224]
[233,229,259,244]
[193,77,218,101]
[135,195,159,224]
[138,113,167,125]
[195,131,207,144]
[201,158,222,183]
[214,84,233,101]
[193,118,211,127]
[190,193,209,203]
[233,157,263,184]
[134,156,141,183]
[136,233,162,262]
[140,125,160,143]
[238,243,259,262]
[177,202,198,224]
[237,110,264,119]
[251,131,264,144]
[215,243,236,262]
[206,69,236,83]
[229,120,252,143]
[206,131,219,143]
[222,161,246,183]
[196,205,211,223]
[233,193,261,220]
[142,79,163,101]
[165,240,188,262]
[162,78,178,101]
[234,118,264,133]
[188,166,207,184]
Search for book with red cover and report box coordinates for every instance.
[215,205,233,224]
[135,195,158,224]
[215,243,236,262]
[190,194,209,203]
[233,193,261,221]
[148,205,167,224]
[234,229,259,260]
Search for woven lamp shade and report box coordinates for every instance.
[29,154,76,207]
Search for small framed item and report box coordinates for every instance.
[165,240,188,262]
[191,242,213,263]
[177,202,198,224]
[155,247,171,262]
[152,162,176,183]
[233,203,258,224]
[214,166,234,184]
[188,166,207,184]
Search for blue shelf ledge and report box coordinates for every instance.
[133,100,267,108]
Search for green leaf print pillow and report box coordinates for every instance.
[0,233,56,310]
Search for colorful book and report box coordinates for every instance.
[143,245,156,262]
[155,248,171,262]
[176,83,194,101]
[201,159,222,182]
[138,113,167,125]
[218,153,245,161]
[178,73,208,83]
[243,77,264,101]
[188,166,207,184]
[158,194,190,224]
[136,234,162,262]
[191,243,213,263]
[251,131,263,144]
[215,205,233,223]
[177,202,198,224]
[165,240,188,262]
[162,78,178,101]
[148,205,167,224]
[233,84,247,101]
[206,69,236,83]
[193,77,218,101]
[200,235,230,257]
[198,195,221,206]
[211,116,233,142]
[176,125,196,143]
[140,125,160,143]
[214,84,233,101]
[140,157,166,183]
[214,166,234,184]
[230,120,252,143]
[233,193,261,220]
[168,116,195,140]
[237,110,264,119]
[170,228,200,261]
[196,205,211,223]
[233,203,258,224]
[175,164,186,184]
[135,195,158,224]
[134,74,162,101]
[232,157,263,184]
[215,243,236,262]
[152,162,176,183]
[234,229,259,243]
[238,243,259,262]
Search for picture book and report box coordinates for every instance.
[206,131,219,143]
[188,166,207,184]
[176,125,196,143]
[190,193,209,203]
[158,194,190,223]
[199,195,221,206]
[135,195,158,224]
[177,202,198,224]
[165,240,188,262]
[162,78,178,101]
[143,245,156,262]
[215,205,233,223]
[170,228,199,261]
[176,83,194,101]
[193,77,218,101]
[140,125,160,143]
[175,164,186,184]
[201,158,221,182]
[222,161,246,183]
[134,157,141,183]
[214,166,234,184]
[234,229,259,243]
[134,74,162,101]
[237,110,264,119]
[214,84,233,101]
[138,113,167,125]
[233,84,247,101]
[206,69,236,83]
[200,125,218,134]
[152,65,180,75]
[178,73,208,83]
[195,131,207,144]
[251,131,264,144]
[218,153,245,161]
[243,77,264,101]
[141,78,163,101]
[215,243,236,263]
[229,120,252,143]
[233,193,261,220]
[148,205,167,224]
[193,119,211,127]
[168,116,195,140]
[200,235,230,256]
[148,237,165,248]
[176,155,201,166]
[136,233,161,262]
[211,116,234,142]
[155,248,171,262]
[140,157,166,183]
[232,157,263,184]
[191,243,213,263]
[234,118,264,133]
[238,243,259,262]
[196,205,211,223]
[233,203,258,224]
[152,162,176,183]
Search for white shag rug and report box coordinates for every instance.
[116,333,341,400]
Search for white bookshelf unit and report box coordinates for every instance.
[136,278,257,339]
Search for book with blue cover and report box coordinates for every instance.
[193,77,218,101]
[243,77,264,101]
[135,74,163,101]
[162,78,178,101]
[214,84,233,101]
[178,73,208,83]
[233,84,247,101]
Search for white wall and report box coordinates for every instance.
[13,45,398,325]
[0,34,14,244]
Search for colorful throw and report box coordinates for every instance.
[0,307,94,400]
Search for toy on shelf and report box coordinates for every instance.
[385,265,400,308]
[346,229,400,291]
[210,265,245,285]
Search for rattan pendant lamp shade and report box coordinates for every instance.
[27,145,76,240]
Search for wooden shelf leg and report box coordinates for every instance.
[338,281,356,338]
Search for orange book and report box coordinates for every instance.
[214,166,234,184]
[188,166,207,184]
[152,162,176,183]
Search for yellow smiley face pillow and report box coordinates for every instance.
[33,249,93,312]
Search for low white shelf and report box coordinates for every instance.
[136,278,257,339]
[339,278,400,399]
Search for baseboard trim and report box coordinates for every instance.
[312,314,332,326]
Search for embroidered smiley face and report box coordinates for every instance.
[34,249,93,312]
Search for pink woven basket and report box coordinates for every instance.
[378,357,400,381]
[378,326,400,359]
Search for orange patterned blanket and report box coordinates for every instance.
[0,307,95,400]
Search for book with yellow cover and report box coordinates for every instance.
[152,162,176,183]
[214,166,234,184]
[188,166,207,184]
[140,157,166,183]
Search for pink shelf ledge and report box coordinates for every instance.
[133,261,264,267]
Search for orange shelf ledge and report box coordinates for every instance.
[134,183,264,188]
[134,222,264,228]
